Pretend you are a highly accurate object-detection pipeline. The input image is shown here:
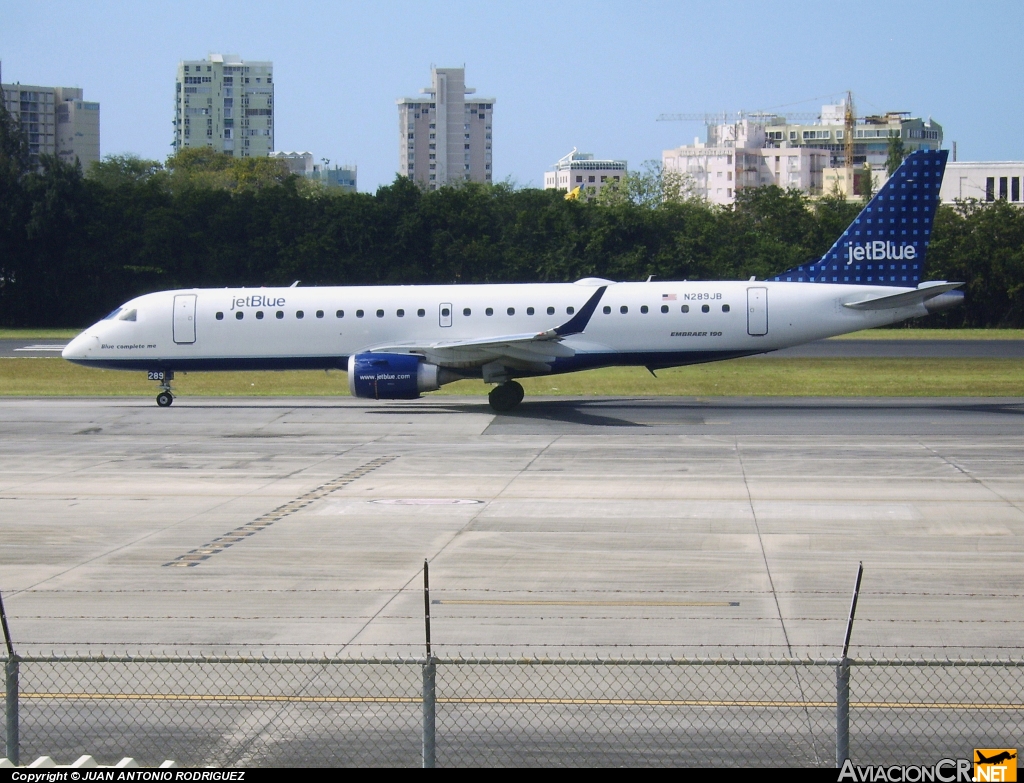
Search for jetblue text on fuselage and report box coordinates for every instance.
[846,242,918,264]
[230,295,286,310]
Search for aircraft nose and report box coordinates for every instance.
[62,333,97,361]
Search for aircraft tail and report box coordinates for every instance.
[769,149,948,286]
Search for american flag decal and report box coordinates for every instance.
[662,293,677,301]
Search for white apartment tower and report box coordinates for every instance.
[397,67,494,189]
[1,83,100,169]
[174,54,273,157]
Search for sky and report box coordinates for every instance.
[2,0,1021,192]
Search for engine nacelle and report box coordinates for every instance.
[347,353,442,400]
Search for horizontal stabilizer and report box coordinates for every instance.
[842,282,963,310]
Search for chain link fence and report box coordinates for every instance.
[2,654,1021,767]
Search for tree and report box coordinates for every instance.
[87,154,163,188]
[594,160,696,208]
[886,134,907,176]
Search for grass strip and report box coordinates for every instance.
[2,358,1021,398]
[830,328,1024,340]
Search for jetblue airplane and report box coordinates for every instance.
[63,150,962,411]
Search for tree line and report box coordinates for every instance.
[1,107,1021,328]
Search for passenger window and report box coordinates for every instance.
[316,310,324,318]
[336,310,344,318]
[235,312,244,320]
[463,307,471,316]
[620,305,628,314]
[567,306,575,315]
[256,311,265,320]
[441,307,450,317]
[602,306,611,314]
[397,309,405,317]
[722,304,730,313]
[296,310,304,319]
[486,307,493,316]
[216,312,224,320]
[547,306,555,315]
[681,305,690,313]
[417,309,425,317]
[507,307,515,315]
[640,305,648,314]
[701,304,710,313]
[660,305,668,313]
[527,307,535,315]
[118,309,137,321]
[356,310,364,318]
[276,311,284,319]
[376,309,384,318]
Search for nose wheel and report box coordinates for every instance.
[488,380,524,413]
[149,370,175,407]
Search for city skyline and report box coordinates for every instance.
[2,0,1021,192]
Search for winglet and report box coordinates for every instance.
[544,285,607,338]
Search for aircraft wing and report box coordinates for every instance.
[366,285,606,372]
[842,282,963,310]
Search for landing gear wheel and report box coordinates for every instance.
[488,381,524,413]
[156,391,174,408]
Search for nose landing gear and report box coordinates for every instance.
[488,380,524,413]
[148,370,175,407]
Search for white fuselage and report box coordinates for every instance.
[62,280,933,377]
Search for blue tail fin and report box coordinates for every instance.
[769,149,948,286]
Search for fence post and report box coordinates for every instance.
[1,588,17,767]
[422,659,436,769]
[421,559,436,768]
[837,562,862,768]
[836,657,850,768]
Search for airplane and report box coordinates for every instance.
[976,751,1016,765]
[63,149,963,412]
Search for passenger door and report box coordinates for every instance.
[173,294,197,344]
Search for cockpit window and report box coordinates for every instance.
[118,309,137,321]
[102,307,122,320]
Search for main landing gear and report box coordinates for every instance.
[488,380,524,413]
[149,370,174,407]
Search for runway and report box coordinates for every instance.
[1,396,1021,658]
[3,337,1024,358]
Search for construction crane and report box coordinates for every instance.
[844,90,856,195]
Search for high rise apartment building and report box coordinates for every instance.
[397,67,493,189]
[1,83,100,169]
[173,54,273,157]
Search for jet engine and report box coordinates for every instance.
[348,353,450,400]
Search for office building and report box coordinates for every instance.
[544,149,626,198]
[1,83,100,169]
[174,53,273,157]
[663,102,942,204]
[762,101,942,171]
[664,122,827,205]
[270,151,358,193]
[397,67,494,189]
[939,162,1024,204]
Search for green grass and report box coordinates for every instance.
[830,328,1024,340]
[2,358,1021,398]
[0,329,81,339]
